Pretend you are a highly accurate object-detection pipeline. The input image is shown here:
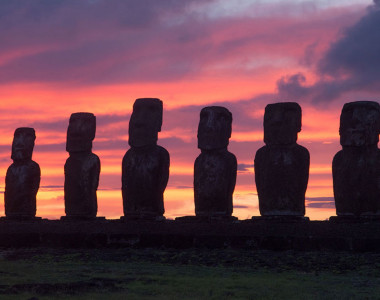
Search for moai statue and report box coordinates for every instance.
[4,128,40,219]
[122,98,170,219]
[194,106,237,218]
[64,113,100,219]
[254,102,310,217]
[333,101,380,217]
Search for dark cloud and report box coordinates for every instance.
[307,202,335,209]
[97,114,129,127]
[306,197,335,209]
[306,196,334,202]
[318,3,380,81]
[0,0,211,85]
[156,137,194,153]
[233,205,249,209]
[34,142,65,152]
[165,95,268,136]
[0,0,204,41]
[237,163,254,172]
[276,1,380,104]
[98,187,120,191]
[277,73,308,101]
[0,145,10,152]
[300,42,319,67]
[173,185,192,189]
[230,140,263,162]
[164,105,202,133]
[0,39,198,84]
[40,185,63,188]
[40,185,63,190]
[30,119,67,132]
[277,73,350,103]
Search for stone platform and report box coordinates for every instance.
[0,218,380,251]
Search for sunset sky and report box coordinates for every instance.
[0,0,379,220]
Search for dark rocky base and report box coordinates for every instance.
[0,219,380,251]
[0,216,42,222]
[120,215,166,222]
[175,216,238,223]
[250,216,310,222]
[329,215,380,223]
[60,216,106,222]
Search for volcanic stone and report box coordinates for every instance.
[5,127,40,218]
[333,101,380,216]
[254,102,310,216]
[64,113,100,218]
[122,98,170,219]
[194,106,237,217]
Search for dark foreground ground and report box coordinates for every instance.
[2,219,380,251]
[0,248,380,299]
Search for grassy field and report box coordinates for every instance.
[0,248,379,299]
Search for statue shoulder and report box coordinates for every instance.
[254,145,268,161]
[332,150,344,164]
[295,144,310,158]
[226,150,237,164]
[157,145,170,160]
[30,160,41,171]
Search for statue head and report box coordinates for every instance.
[197,106,232,150]
[340,101,380,147]
[128,98,163,147]
[66,112,96,153]
[264,102,302,145]
[11,127,36,162]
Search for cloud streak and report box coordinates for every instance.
[306,197,336,209]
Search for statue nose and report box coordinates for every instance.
[14,139,24,147]
[206,114,215,128]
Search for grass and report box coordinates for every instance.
[0,248,380,299]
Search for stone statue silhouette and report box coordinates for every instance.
[194,106,237,217]
[5,127,40,218]
[254,102,310,216]
[333,101,380,217]
[64,113,100,219]
[122,98,170,219]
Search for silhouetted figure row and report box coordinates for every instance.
[3,100,380,221]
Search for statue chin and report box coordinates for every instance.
[129,135,157,148]
[11,150,31,162]
[198,136,229,151]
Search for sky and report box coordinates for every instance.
[0,0,379,220]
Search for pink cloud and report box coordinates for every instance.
[0,1,365,86]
